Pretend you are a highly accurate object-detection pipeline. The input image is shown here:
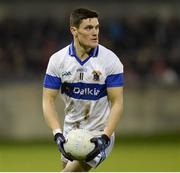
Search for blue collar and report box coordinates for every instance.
[68,42,99,65]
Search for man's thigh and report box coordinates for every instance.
[62,161,66,169]
[62,160,91,172]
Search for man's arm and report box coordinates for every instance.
[42,87,62,132]
[86,86,123,162]
[104,87,123,137]
[42,87,74,161]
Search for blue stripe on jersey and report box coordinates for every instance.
[106,73,124,87]
[43,74,61,89]
[61,82,107,100]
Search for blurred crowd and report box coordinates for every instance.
[0,16,180,85]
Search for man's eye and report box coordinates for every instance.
[96,26,99,30]
[85,26,92,30]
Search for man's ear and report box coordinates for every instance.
[70,26,78,37]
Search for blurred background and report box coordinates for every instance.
[0,0,180,171]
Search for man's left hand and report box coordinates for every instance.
[85,134,110,162]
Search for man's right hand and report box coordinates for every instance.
[54,133,74,161]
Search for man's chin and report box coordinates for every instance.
[89,43,98,48]
[83,42,98,49]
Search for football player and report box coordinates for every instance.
[43,8,124,172]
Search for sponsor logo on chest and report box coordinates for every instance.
[73,87,100,96]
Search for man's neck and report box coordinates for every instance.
[74,40,91,61]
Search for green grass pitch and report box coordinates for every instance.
[0,135,179,172]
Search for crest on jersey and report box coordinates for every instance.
[92,70,102,81]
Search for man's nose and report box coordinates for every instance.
[92,28,98,35]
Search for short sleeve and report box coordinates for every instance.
[43,55,61,89]
[105,52,124,87]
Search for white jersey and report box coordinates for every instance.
[43,43,124,133]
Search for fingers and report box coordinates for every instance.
[85,147,100,162]
[57,143,74,161]
[60,148,74,161]
[90,137,97,143]
[65,152,74,161]
[86,137,100,161]
[54,133,74,161]
[90,137,99,147]
[86,135,109,162]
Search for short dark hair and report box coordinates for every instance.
[70,8,98,28]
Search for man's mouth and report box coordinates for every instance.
[91,38,98,41]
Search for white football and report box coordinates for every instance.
[64,129,95,160]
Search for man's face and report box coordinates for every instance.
[73,18,99,49]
